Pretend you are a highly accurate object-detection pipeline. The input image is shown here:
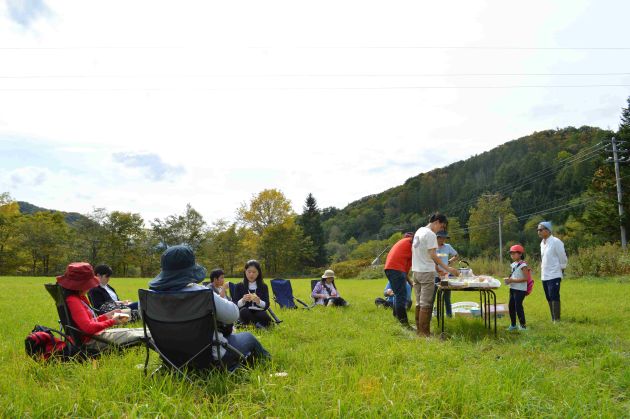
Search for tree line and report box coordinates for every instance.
[2,98,629,277]
[0,190,331,278]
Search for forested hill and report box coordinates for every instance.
[18,201,87,225]
[322,126,613,243]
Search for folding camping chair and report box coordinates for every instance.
[227,282,283,324]
[44,283,142,357]
[270,279,311,309]
[311,279,320,305]
[138,289,244,382]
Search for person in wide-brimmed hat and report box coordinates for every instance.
[312,269,348,307]
[57,262,146,350]
[149,245,270,369]
[148,244,207,291]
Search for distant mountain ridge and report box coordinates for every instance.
[321,126,611,242]
[17,201,88,225]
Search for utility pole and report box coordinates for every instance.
[611,136,628,249]
[498,214,503,261]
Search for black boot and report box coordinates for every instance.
[552,301,561,322]
[548,301,555,321]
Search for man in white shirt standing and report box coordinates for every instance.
[538,221,568,322]
[412,213,460,337]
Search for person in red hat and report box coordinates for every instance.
[504,245,530,331]
[57,262,146,350]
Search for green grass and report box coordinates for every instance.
[1,276,629,417]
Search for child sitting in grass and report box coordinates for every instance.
[504,244,530,331]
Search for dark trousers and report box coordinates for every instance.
[542,278,561,302]
[222,332,271,371]
[432,277,452,317]
[385,269,409,324]
[509,288,527,327]
[239,307,272,327]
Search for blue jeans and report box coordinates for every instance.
[385,269,409,324]
[433,277,452,317]
[222,332,270,370]
[542,278,561,302]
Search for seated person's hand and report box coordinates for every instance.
[104,309,121,319]
[386,289,394,296]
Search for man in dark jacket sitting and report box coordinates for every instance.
[88,264,139,320]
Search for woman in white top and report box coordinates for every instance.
[233,260,272,328]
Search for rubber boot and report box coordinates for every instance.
[552,301,561,322]
[418,307,432,337]
[415,306,422,336]
[548,301,555,321]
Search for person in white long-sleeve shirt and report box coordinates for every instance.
[538,221,568,322]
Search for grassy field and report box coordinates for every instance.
[0,276,629,417]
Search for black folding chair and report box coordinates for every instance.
[227,282,283,324]
[138,289,244,382]
[44,283,141,357]
[270,279,311,309]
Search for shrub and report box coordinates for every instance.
[567,243,630,277]
[357,264,386,280]
[330,259,371,278]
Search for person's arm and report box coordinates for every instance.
[430,249,459,276]
[557,240,568,270]
[213,292,239,324]
[66,296,116,336]
[312,282,326,299]
[233,284,247,308]
[384,282,393,297]
[510,266,530,283]
[253,284,269,309]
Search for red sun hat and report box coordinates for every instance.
[509,244,525,254]
[56,262,100,291]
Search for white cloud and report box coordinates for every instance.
[1,1,629,224]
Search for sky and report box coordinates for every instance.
[1,0,630,225]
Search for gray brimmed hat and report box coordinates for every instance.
[436,230,450,238]
[149,244,207,291]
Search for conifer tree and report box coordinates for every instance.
[618,95,630,142]
[298,193,327,266]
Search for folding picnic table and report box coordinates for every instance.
[435,284,498,337]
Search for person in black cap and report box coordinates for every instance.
[149,245,270,369]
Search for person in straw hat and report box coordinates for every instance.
[56,262,146,351]
[312,269,348,306]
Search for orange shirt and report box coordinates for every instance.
[384,237,412,273]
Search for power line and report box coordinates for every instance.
[2,72,630,79]
[2,45,630,51]
[2,85,629,92]
[256,46,630,51]
[443,142,606,215]
[451,195,598,235]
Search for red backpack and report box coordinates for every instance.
[25,325,78,361]
[515,261,534,296]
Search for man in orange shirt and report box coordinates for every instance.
[384,232,414,328]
